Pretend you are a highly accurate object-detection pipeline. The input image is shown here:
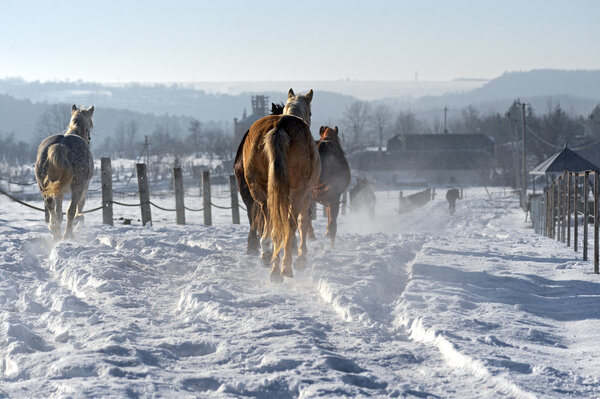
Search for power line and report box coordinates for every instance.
[526,125,562,150]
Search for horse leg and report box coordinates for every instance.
[258,202,274,268]
[247,202,260,255]
[326,201,340,248]
[75,187,88,226]
[280,214,296,277]
[64,187,83,240]
[293,199,310,271]
[45,196,61,240]
[307,201,316,240]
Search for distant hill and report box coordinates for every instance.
[0,93,196,146]
[378,70,600,118]
[1,70,599,142]
[469,69,600,101]
[0,78,358,138]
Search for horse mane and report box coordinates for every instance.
[271,103,284,115]
[66,106,94,144]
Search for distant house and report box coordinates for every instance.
[352,133,495,186]
[233,95,269,150]
[529,146,599,184]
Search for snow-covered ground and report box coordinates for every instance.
[1,188,600,398]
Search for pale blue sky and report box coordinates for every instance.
[1,0,598,82]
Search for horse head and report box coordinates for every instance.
[68,105,94,144]
[319,126,340,142]
[283,88,313,127]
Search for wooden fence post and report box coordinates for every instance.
[341,191,347,215]
[136,163,152,226]
[229,174,240,225]
[552,182,557,239]
[567,173,572,247]
[101,157,114,226]
[584,171,589,260]
[557,176,562,242]
[173,167,185,225]
[202,170,212,226]
[574,173,579,252]
[595,172,599,274]
[562,174,567,243]
[547,185,552,238]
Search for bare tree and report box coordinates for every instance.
[371,104,393,151]
[343,101,371,145]
[589,104,600,138]
[115,119,140,158]
[394,110,423,136]
[34,103,71,141]
[187,119,204,155]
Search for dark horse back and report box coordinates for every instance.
[316,140,351,204]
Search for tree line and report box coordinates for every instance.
[2,100,600,187]
[341,100,600,185]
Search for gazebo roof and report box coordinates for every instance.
[529,146,599,175]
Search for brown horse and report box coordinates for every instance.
[242,89,320,281]
[308,126,351,246]
[234,103,284,255]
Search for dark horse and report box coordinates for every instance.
[349,178,376,216]
[308,126,351,246]
[234,103,284,255]
[242,89,320,281]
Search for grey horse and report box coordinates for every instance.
[35,105,94,240]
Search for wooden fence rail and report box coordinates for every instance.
[531,170,600,274]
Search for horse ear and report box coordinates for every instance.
[305,89,313,103]
[334,126,339,133]
[288,88,295,98]
[319,126,326,135]
[71,104,78,114]
[87,106,94,116]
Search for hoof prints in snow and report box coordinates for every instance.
[158,341,217,358]
[180,377,221,393]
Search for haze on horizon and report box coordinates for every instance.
[1,0,599,84]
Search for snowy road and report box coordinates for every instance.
[2,189,600,398]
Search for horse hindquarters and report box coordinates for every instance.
[42,144,73,198]
[264,128,293,278]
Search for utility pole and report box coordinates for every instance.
[143,135,151,171]
[444,106,448,134]
[521,102,527,208]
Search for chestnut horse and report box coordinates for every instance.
[242,89,320,281]
[234,103,283,255]
[308,126,351,246]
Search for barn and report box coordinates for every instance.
[352,133,495,186]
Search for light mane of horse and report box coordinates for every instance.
[283,89,313,127]
[66,106,94,144]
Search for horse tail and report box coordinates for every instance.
[42,143,73,197]
[264,127,291,258]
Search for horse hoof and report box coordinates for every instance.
[281,267,294,278]
[270,272,284,283]
[294,256,307,271]
[247,246,260,256]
